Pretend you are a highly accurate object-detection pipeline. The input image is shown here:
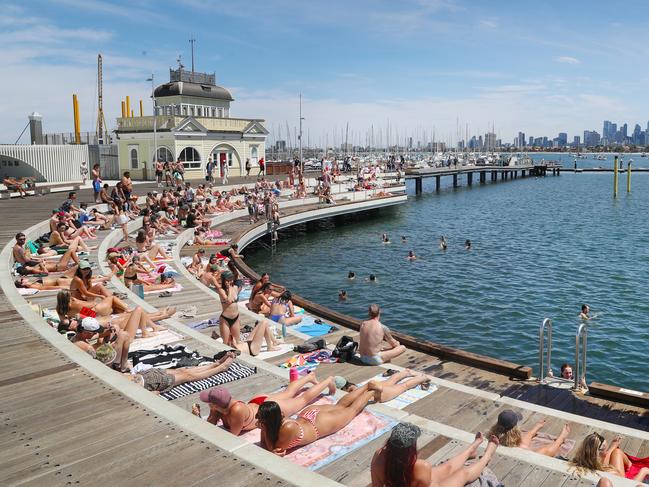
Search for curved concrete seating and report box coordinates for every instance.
[1,182,645,486]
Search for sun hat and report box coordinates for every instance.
[387,422,421,449]
[199,386,231,408]
[95,344,117,364]
[79,316,104,333]
[78,260,92,270]
[497,410,523,431]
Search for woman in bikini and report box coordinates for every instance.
[15,275,75,291]
[247,283,273,316]
[56,289,129,319]
[269,290,302,327]
[216,271,241,347]
[135,231,170,261]
[487,411,571,458]
[70,263,113,300]
[193,372,336,436]
[257,382,382,455]
[371,424,500,487]
[49,223,94,253]
[200,261,223,289]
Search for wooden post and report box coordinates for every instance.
[415,177,422,195]
[467,172,473,186]
[480,171,486,184]
[453,174,458,188]
[436,175,441,191]
[522,170,526,178]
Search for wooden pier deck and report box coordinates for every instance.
[1,178,647,486]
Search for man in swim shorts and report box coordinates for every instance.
[358,304,406,365]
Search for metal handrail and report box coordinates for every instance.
[574,323,588,391]
[538,318,552,382]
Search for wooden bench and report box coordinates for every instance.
[0,182,83,199]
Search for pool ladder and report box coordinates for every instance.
[537,318,588,391]
[538,318,552,383]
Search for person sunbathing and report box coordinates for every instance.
[334,369,430,402]
[487,411,571,458]
[131,351,237,394]
[56,289,129,319]
[3,175,29,197]
[15,275,75,290]
[71,317,132,371]
[135,231,170,260]
[210,319,279,356]
[48,223,94,252]
[268,290,303,327]
[571,433,649,483]
[70,261,113,300]
[187,249,205,276]
[247,283,273,315]
[371,424,500,487]
[13,234,82,275]
[256,382,381,455]
[192,372,336,436]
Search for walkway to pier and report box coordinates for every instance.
[1,178,646,486]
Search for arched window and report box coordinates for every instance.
[155,147,174,163]
[250,146,258,165]
[178,147,201,169]
[129,148,139,169]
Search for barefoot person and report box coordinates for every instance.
[193,373,337,436]
[216,271,242,347]
[336,369,430,402]
[211,319,279,357]
[131,352,237,394]
[256,382,381,455]
[371,423,500,487]
[571,433,649,483]
[359,304,406,365]
[487,410,571,458]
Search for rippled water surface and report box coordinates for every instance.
[245,157,649,390]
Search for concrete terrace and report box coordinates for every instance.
[1,176,647,487]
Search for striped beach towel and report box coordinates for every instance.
[160,362,257,401]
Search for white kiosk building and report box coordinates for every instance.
[116,68,268,180]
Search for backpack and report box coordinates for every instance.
[331,335,358,363]
[294,337,326,354]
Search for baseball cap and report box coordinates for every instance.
[79,317,104,334]
[78,260,92,270]
[199,386,231,408]
[387,422,421,449]
[497,410,523,431]
[334,376,347,389]
[222,271,234,280]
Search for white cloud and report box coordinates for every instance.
[555,56,581,64]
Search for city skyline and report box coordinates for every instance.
[1,0,649,144]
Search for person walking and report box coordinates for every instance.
[206,157,214,184]
[222,157,229,185]
[245,158,251,177]
[258,157,265,176]
[91,163,102,203]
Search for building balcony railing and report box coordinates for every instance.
[117,116,260,133]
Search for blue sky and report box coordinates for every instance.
[1,0,648,146]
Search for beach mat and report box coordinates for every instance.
[144,283,183,295]
[161,361,257,401]
[255,343,294,360]
[529,431,576,459]
[358,373,437,410]
[293,317,337,337]
[240,396,396,470]
[129,329,184,351]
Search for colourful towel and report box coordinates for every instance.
[294,320,337,337]
[357,373,437,410]
[143,283,183,295]
[626,454,649,480]
[240,397,396,470]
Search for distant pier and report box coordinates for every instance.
[406,163,561,194]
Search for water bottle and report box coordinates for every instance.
[289,367,298,382]
[281,321,286,339]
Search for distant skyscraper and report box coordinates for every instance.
[516,132,525,148]
[603,120,614,141]
[528,136,534,146]
[484,132,496,151]
[573,136,581,147]
[557,132,568,147]
[584,130,601,147]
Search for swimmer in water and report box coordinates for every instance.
[401,236,407,243]
[367,274,377,282]
[382,233,390,244]
[465,239,472,250]
[439,236,448,251]
[348,271,355,280]
[579,304,595,320]
[339,290,347,301]
[407,250,416,261]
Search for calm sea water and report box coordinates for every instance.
[245,154,649,391]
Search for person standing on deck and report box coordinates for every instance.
[92,164,102,202]
[358,304,406,365]
[222,157,229,185]
[245,158,251,177]
[258,157,265,176]
[206,157,214,184]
